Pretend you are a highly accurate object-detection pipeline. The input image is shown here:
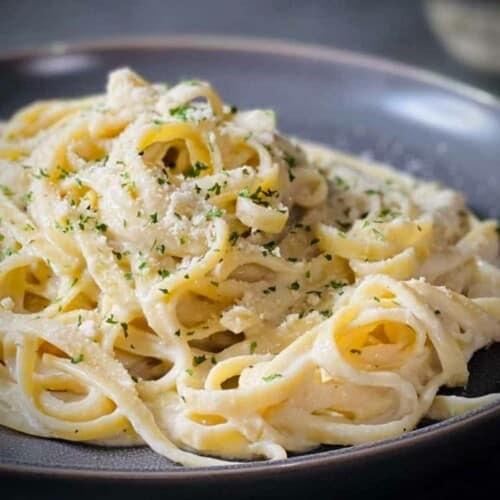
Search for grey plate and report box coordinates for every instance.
[1,36,500,487]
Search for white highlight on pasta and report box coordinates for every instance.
[0,68,499,466]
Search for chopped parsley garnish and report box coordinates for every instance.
[159,288,169,294]
[284,153,296,168]
[105,314,118,325]
[328,281,346,290]
[238,185,275,207]
[262,240,277,255]
[193,355,207,366]
[0,184,13,196]
[250,341,257,354]
[70,353,84,364]
[149,212,158,224]
[158,269,170,278]
[365,189,383,196]
[185,161,209,177]
[208,182,222,195]
[333,176,349,190]
[262,373,282,382]
[206,208,222,219]
[336,220,352,231]
[289,281,300,291]
[21,191,32,205]
[372,228,385,240]
[120,322,129,337]
[169,105,190,121]
[34,168,49,179]
[229,231,240,246]
[263,286,276,295]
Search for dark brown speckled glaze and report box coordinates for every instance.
[0,36,499,490]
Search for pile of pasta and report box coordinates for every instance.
[0,69,499,466]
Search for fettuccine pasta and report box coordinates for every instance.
[0,69,499,466]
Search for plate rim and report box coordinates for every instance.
[1,34,500,111]
[1,34,500,481]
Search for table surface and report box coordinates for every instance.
[1,0,499,498]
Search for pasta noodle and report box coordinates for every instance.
[0,68,499,466]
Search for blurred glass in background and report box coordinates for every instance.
[425,0,500,74]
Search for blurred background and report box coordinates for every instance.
[1,0,500,96]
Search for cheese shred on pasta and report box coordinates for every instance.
[0,69,499,466]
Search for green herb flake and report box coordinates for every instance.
[185,161,209,178]
[229,232,240,246]
[158,269,170,278]
[193,355,207,366]
[170,105,190,121]
[206,208,222,219]
[120,322,129,337]
[105,314,118,325]
[250,341,257,354]
[0,185,13,196]
[70,353,84,364]
[262,373,282,382]
[328,281,345,290]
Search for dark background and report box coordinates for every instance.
[1,0,500,498]
[1,0,500,96]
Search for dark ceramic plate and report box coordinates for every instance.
[1,36,500,491]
